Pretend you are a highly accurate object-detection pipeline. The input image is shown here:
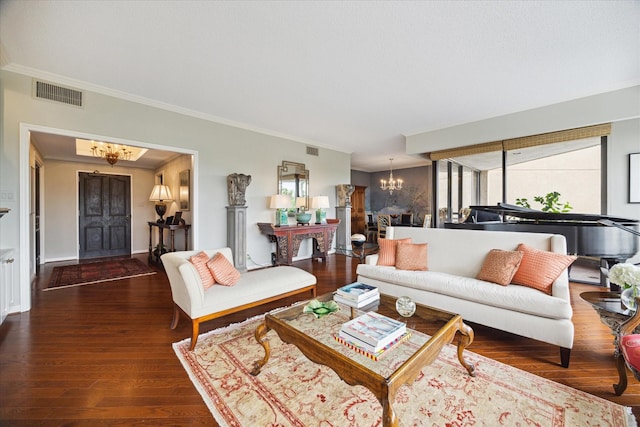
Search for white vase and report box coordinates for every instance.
[621,285,639,311]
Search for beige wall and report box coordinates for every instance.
[0,70,351,312]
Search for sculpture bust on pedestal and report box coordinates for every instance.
[336,184,355,207]
[227,173,252,206]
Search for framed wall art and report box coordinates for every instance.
[630,153,640,203]
[179,169,190,210]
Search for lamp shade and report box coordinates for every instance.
[310,196,330,209]
[149,184,173,201]
[269,194,290,209]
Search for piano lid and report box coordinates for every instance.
[470,203,639,224]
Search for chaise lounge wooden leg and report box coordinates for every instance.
[560,347,571,368]
[170,304,180,330]
[614,352,629,396]
[189,320,201,351]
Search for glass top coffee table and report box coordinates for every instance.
[251,292,475,427]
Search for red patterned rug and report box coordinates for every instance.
[45,258,156,291]
[174,311,636,427]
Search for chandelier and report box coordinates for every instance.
[380,158,403,195]
[90,141,132,166]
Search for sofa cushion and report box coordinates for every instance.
[356,264,572,320]
[395,242,428,271]
[511,243,576,295]
[189,251,215,289]
[376,238,412,266]
[207,252,241,286]
[476,249,524,286]
[621,335,640,371]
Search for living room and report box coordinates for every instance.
[1,1,639,425]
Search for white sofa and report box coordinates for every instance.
[356,227,574,367]
[162,248,317,350]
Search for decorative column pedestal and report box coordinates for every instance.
[226,206,247,272]
[335,206,352,255]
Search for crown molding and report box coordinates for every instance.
[2,63,352,155]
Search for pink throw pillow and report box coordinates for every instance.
[476,249,524,286]
[395,242,428,271]
[376,238,412,266]
[189,251,215,289]
[206,252,241,286]
[511,243,576,294]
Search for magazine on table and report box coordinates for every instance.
[336,282,379,302]
[339,311,406,350]
[333,293,380,309]
[335,330,412,361]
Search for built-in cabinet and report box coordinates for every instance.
[0,248,15,326]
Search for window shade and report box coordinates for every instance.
[503,123,611,151]
[427,123,611,160]
[429,141,503,161]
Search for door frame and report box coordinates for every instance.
[19,123,199,312]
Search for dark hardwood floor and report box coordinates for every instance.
[1,253,639,425]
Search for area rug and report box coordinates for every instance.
[173,312,636,427]
[45,258,156,290]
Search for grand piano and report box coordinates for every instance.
[446,203,639,284]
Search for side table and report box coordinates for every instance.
[148,221,191,264]
[580,291,640,358]
[350,242,379,263]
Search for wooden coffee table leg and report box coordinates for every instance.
[251,321,271,376]
[456,321,476,377]
[382,397,399,427]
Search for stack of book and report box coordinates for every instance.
[335,311,410,360]
[333,282,380,308]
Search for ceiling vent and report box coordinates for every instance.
[33,80,83,107]
[306,146,319,156]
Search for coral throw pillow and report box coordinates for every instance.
[476,249,524,286]
[207,252,241,286]
[511,243,576,294]
[376,238,412,266]
[395,242,428,271]
[189,251,215,289]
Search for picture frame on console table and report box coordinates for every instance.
[630,153,640,203]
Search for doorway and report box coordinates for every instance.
[19,123,199,313]
[350,185,366,235]
[78,172,132,259]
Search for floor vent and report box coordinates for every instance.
[306,146,319,156]
[33,80,83,107]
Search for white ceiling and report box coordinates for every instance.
[1,1,639,172]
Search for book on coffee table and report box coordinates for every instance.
[335,330,412,361]
[339,311,406,352]
[333,292,380,308]
[336,282,379,302]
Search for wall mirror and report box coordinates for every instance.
[278,161,309,210]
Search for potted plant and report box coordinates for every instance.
[515,191,572,213]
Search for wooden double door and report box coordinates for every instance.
[78,172,131,259]
[350,185,366,235]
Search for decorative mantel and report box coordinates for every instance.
[257,221,339,266]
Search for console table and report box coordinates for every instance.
[257,221,339,266]
[148,221,191,264]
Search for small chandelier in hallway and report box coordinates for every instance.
[90,141,132,166]
[380,158,403,195]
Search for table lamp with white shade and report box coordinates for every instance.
[270,194,290,227]
[311,196,330,224]
[149,184,173,223]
